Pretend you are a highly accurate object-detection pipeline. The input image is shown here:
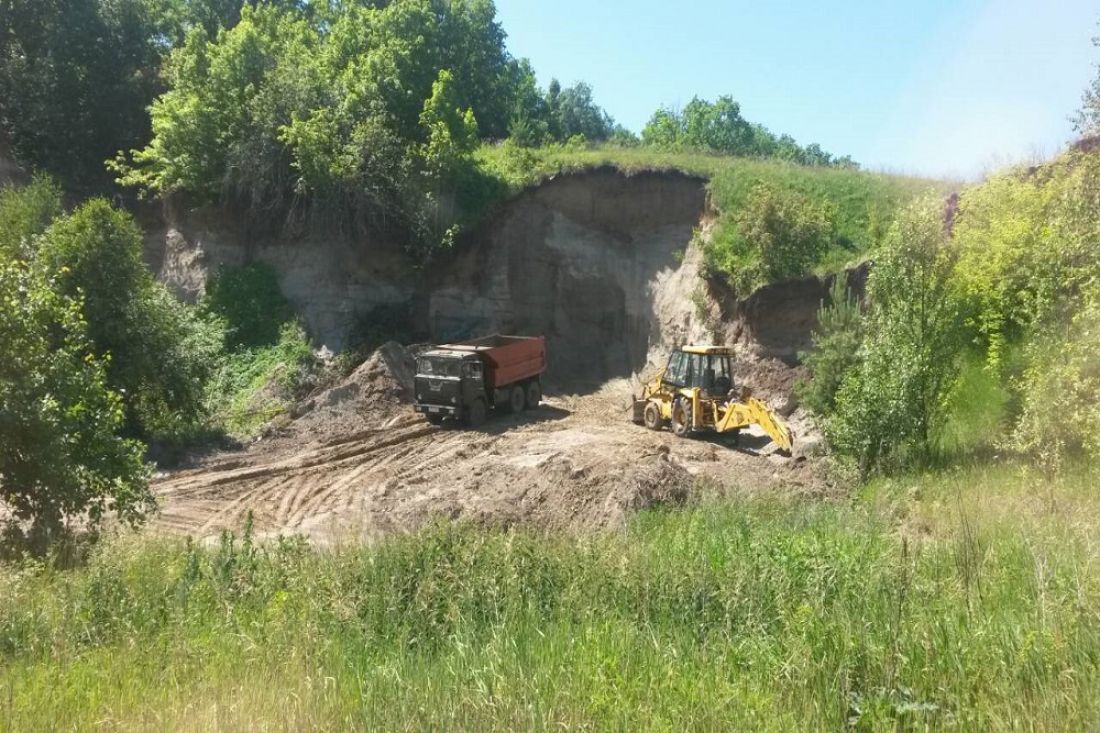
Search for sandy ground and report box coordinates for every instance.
[151,364,829,545]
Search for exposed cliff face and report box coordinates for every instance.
[143,202,418,349]
[429,168,711,386]
[705,265,870,366]
[144,168,854,393]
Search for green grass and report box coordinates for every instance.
[474,143,947,288]
[205,321,317,438]
[3,461,1099,730]
[935,352,1014,461]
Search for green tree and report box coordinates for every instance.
[554,82,614,142]
[1074,24,1100,136]
[641,95,857,168]
[38,200,221,439]
[826,198,964,474]
[796,277,864,416]
[419,69,480,176]
[546,78,563,140]
[641,107,682,147]
[504,59,550,147]
[0,0,166,187]
[117,1,532,254]
[683,96,753,153]
[0,175,61,260]
[0,258,150,550]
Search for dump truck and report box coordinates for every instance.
[414,334,547,426]
[632,345,793,454]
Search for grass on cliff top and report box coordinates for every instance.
[475,143,950,287]
[3,460,1099,731]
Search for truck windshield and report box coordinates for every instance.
[418,356,463,378]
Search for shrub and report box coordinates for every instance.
[945,150,1100,467]
[707,182,835,292]
[0,175,62,259]
[1010,283,1100,467]
[826,198,965,474]
[203,262,294,350]
[208,322,317,437]
[952,152,1100,369]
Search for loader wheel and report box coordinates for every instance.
[525,381,541,409]
[671,399,693,438]
[466,399,487,428]
[643,401,666,431]
[508,385,526,413]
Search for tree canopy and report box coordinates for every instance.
[110,1,621,250]
[1074,26,1100,136]
[642,96,856,168]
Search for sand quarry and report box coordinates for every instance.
[151,342,830,545]
[146,170,844,543]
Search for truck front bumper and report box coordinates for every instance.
[414,403,460,418]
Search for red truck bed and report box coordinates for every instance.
[439,334,546,390]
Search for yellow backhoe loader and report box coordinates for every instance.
[631,345,793,454]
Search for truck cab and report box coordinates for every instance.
[414,350,487,424]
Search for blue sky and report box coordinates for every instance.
[495,0,1099,179]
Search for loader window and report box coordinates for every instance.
[665,351,689,387]
[689,354,706,388]
[709,355,733,394]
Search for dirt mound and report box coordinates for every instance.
[288,342,416,443]
[734,351,807,416]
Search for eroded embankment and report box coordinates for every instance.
[145,167,855,395]
[429,168,709,387]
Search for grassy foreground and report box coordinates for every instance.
[3,462,1099,731]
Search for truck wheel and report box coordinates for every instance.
[671,399,693,438]
[508,385,526,413]
[643,401,666,431]
[525,381,541,409]
[466,399,487,428]
[426,414,445,426]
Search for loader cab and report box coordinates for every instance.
[663,346,734,396]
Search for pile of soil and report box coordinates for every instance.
[288,341,417,444]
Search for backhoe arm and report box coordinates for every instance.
[716,397,793,454]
